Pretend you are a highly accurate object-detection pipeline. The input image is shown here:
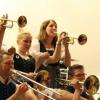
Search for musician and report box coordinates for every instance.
[0,50,38,100]
[66,64,94,100]
[30,19,71,88]
[35,68,87,100]
[13,27,68,87]
[0,50,87,100]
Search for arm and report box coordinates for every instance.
[54,89,87,100]
[70,79,88,100]
[7,83,28,100]
[0,25,6,49]
[46,33,68,64]
[0,14,8,49]
[47,41,62,63]
[29,39,50,72]
[62,32,71,66]
[72,89,88,100]
[63,44,71,66]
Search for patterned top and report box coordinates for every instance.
[13,53,36,73]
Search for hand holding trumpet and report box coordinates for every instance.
[15,82,28,96]
[57,32,68,44]
[0,14,8,26]
[0,14,27,28]
[60,32,70,47]
[27,72,37,80]
[70,79,82,92]
[58,31,87,45]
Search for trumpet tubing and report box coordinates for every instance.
[10,69,62,100]
[67,34,87,45]
[56,75,99,95]
[0,16,27,28]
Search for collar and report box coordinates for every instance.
[0,76,11,84]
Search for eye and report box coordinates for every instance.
[49,25,53,27]
[4,61,14,65]
[24,40,31,44]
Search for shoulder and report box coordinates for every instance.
[30,38,40,52]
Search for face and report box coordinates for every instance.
[0,54,14,77]
[72,69,86,81]
[46,21,57,38]
[17,34,32,53]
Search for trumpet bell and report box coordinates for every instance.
[55,75,99,95]
[0,15,27,28]
[35,70,50,91]
[84,75,99,95]
[78,34,87,45]
[17,16,27,28]
[35,70,49,84]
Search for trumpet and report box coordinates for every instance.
[67,34,87,45]
[0,16,27,28]
[56,75,99,95]
[10,69,62,100]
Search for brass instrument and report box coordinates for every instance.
[67,34,87,45]
[0,16,27,28]
[14,69,49,86]
[56,75,99,95]
[10,69,62,100]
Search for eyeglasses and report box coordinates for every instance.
[74,73,87,77]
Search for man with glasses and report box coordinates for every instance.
[66,64,94,100]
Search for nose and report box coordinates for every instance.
[27,41,31,45]
[53,26,57,30]
[27,42,31,46]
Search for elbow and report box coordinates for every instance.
[51,56,60,63]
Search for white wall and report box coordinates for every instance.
[0,0,100,76]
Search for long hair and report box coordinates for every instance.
[38,19,58,48]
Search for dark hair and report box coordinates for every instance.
[0,50,12,62]
[68,64,84,76]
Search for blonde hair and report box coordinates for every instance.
[17,32,32,40]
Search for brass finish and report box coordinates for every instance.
[84,75,99,95]
[56,75,99,95]
[68,34,87,45]
[0,16,27,28]
[11,69,62,100]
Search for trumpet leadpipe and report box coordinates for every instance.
[11,69,62,99]
[56,75,99,95]
[0,15,27,28]
[17,80,55,100]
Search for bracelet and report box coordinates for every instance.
[56,41,61,45]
